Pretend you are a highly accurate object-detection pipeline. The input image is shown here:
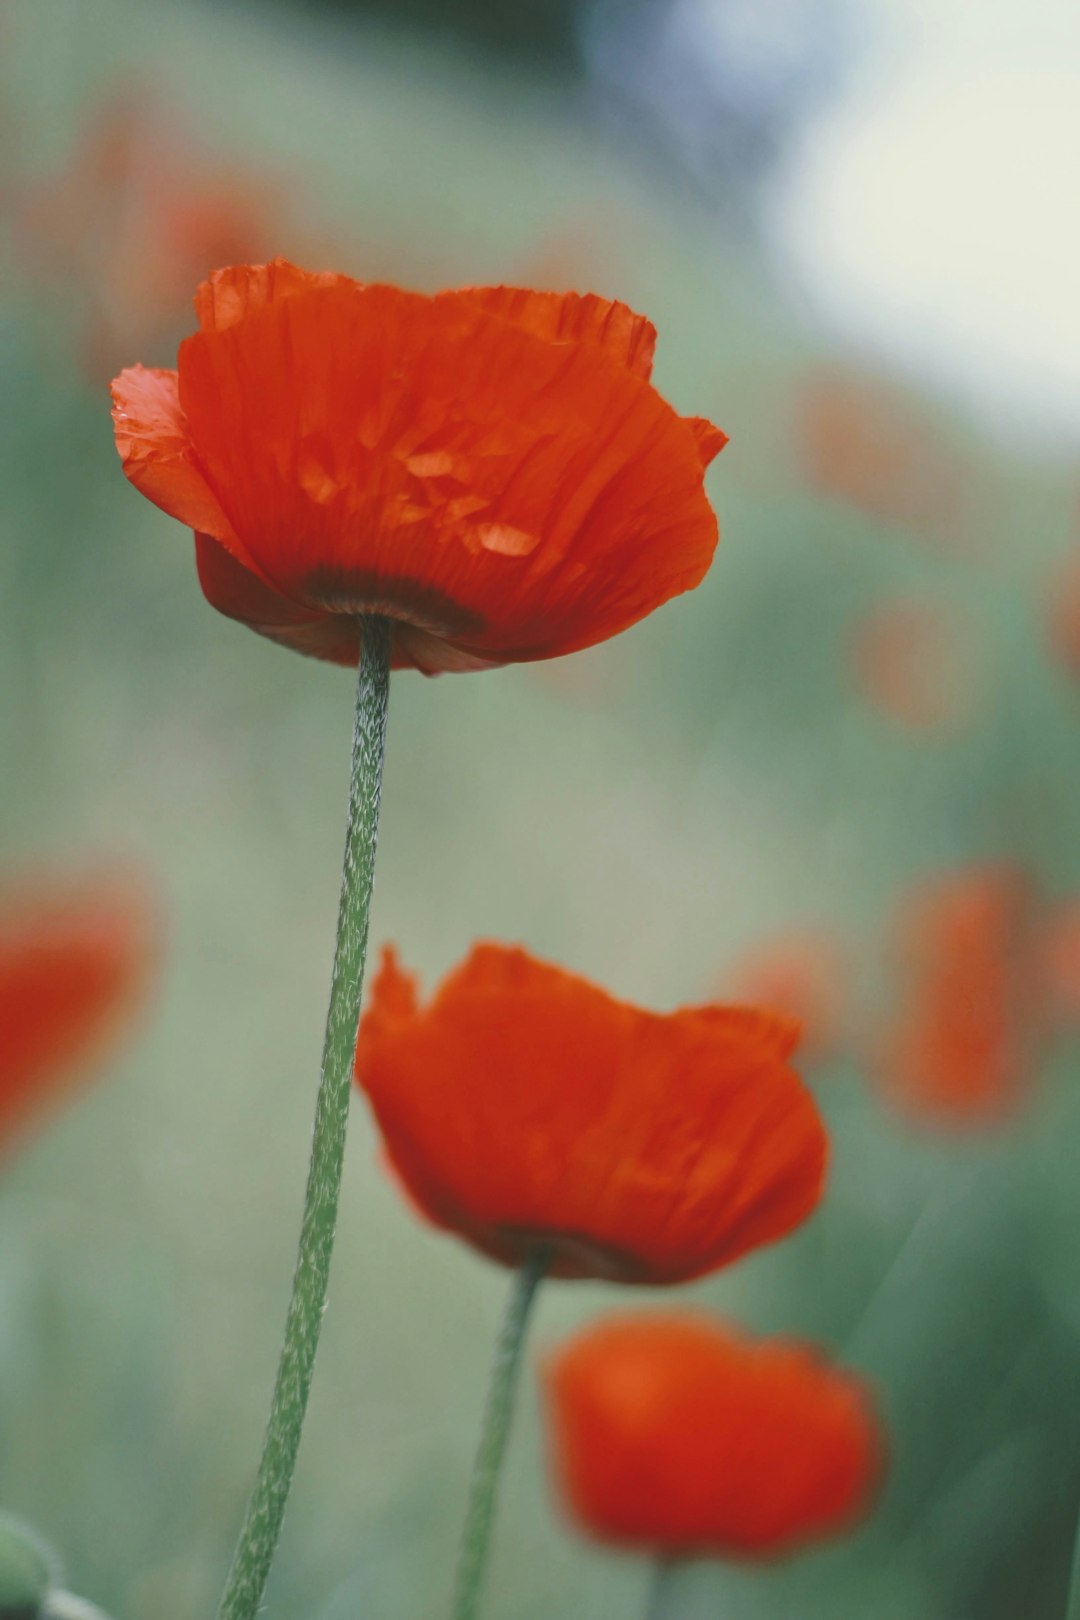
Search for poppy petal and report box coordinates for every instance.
[111,365,237,543]
[452,286,657,379]
[194,257,353,333]
[194,532,434,670]
[355,943,826,1282]
[684,414,729,469]
[195,532,362,665]
[177,282,718,663]
[692,1003,802,1062]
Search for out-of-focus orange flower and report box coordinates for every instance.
[544,1314,883,1558]
[17,88,284,379]
[1046,550,1080,684]
[849,595,981,734]
[0,872,158,1145]
[112,260,724,674]
[877,864,1041,1127]
[796,365,969,549]
[514,202,640,305]
[726,928,846,1058]
[1038,898,1080,1025]
[354,944,825,1282]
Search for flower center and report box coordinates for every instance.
[499,1224,650,1282]
[303,565,486,639]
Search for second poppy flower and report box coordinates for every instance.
[354,944,827,1283]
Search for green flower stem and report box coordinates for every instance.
[1067,1500,1080,1620]
[644,1561,679,1620]
[450,1247,551,1620]
[216,614,393,1620]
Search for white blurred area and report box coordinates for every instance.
[767,0,1080,447]
[587,0,1080,448]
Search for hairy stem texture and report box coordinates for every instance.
[216,615,392,1620]
[450,1248,551,1620]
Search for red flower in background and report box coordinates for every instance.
[17,87,286,380]
[1038,898,1080,1027]
[796,365,970,551]
[1046,549,1080,685]
[112,259,724,673]
[849,595,982,736]
[726,928,846,1059]
[877,864,1041,1127]
[354,944,825,1283]
[0,872,158,1145]
[544,1314,883,1558]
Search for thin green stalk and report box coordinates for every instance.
[644,1560,683,1620]
[217,614,392,1620]
[450,1248,551,1620]
[1067,1499,1080,1620]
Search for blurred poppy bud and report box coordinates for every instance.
[0,1513,55,1620]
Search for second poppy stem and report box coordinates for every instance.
[645,1561,678,1620]
[216,615,392,1620]
[450,1246,551,1620]
[1067,1500,1080,1620]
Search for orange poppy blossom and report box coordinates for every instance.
[794,363,970,551]
[353,943,827,1283]
[111,259,725,673]
[725,927,847,1059]
[543,1313,883,1559]
[848,594,982,735]
[1046,548,1080,685]
[876,863,1043,1127]
[0,871,157,1145]
[17,87,288,382]
[1039,897,1080,1026]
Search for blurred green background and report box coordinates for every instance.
[2,1,1079,1617]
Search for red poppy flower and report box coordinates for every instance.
[849,595,981,735]
[726,928,846,1059]
[544,1313,883,1558]
[1047,550,1080,685]
[111,259,724,673]
[18,88,286,381]
[795,364,969,550]
[1039,898,1080,1025]
[0,872,157,1145]
[354,944,826,1282]
[877,864,1041,1126]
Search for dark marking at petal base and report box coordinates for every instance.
[304,567,485,638]
[498,1224,652,1283]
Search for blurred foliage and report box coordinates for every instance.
[1,2,1079,1620]
[238,0,588,69]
